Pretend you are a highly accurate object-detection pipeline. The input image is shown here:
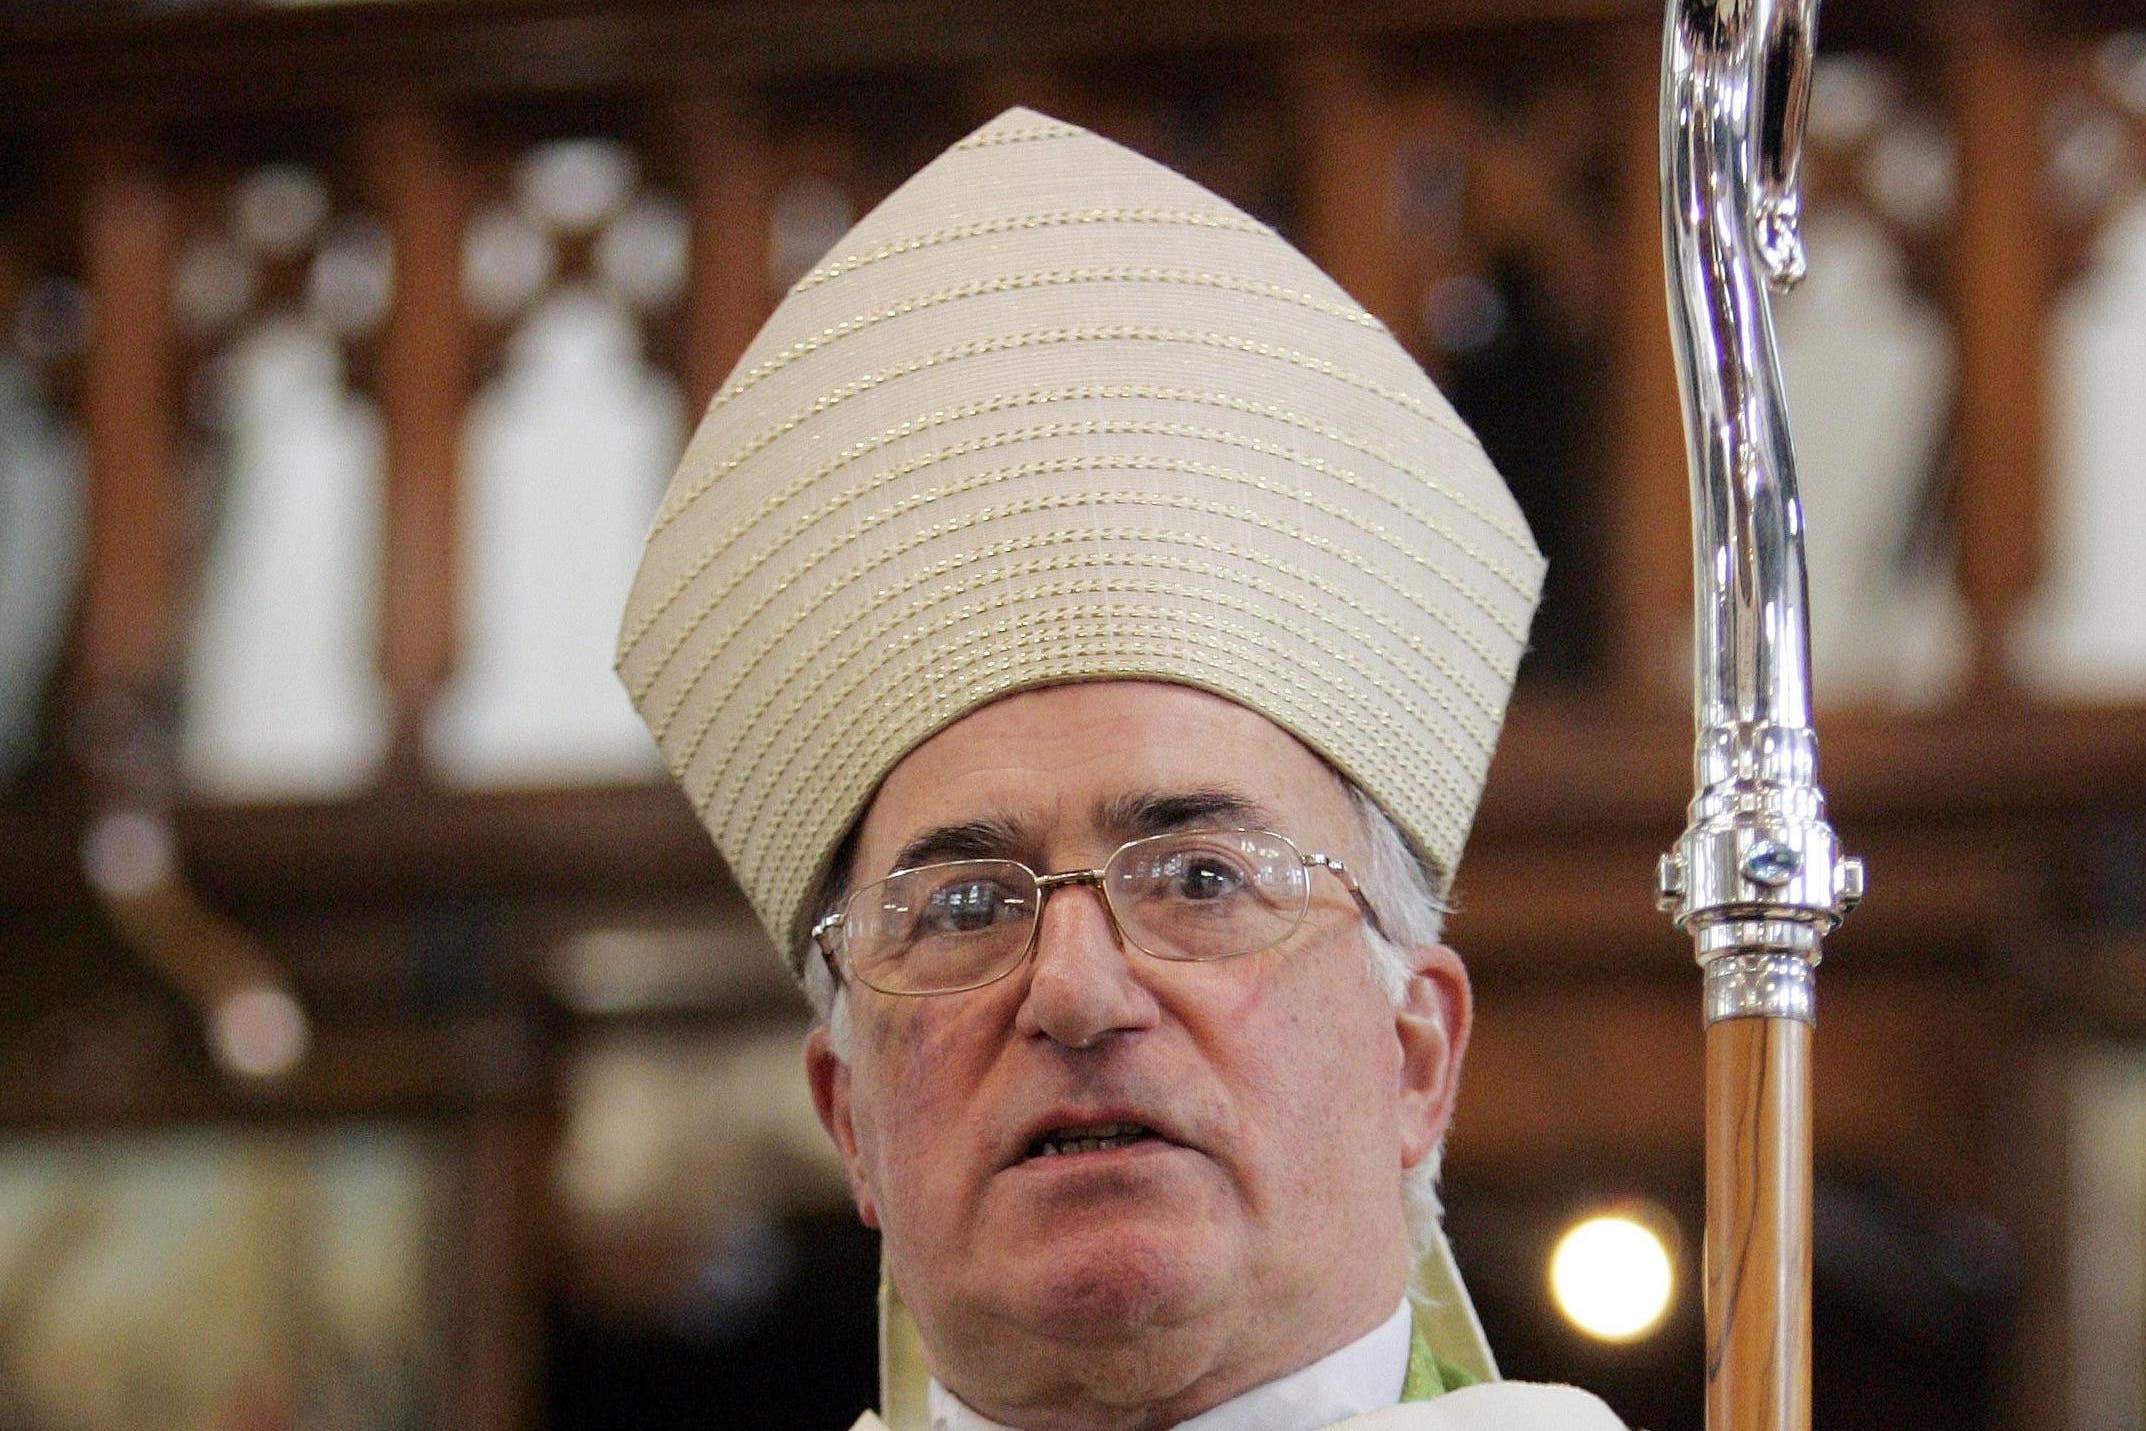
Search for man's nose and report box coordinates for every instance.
[1013,879,1162,1049]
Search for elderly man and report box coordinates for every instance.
[618,109,1628,1430]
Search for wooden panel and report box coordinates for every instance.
[1,695,2127,949]
[1601,16,1691,707]
[1949,18,2052,691]
[363,108,470,765]
[0,1011,543,1131]
[1457,973,2005,1205]
[675,94,775,411]
[74,137,178,707]
[1996,1048,2077,1431]
[967,64,1094,127]
[0,1,1667,124]
[1480,697,2146,834]
[1291,45,1409,333]
[452,1111,548,1431]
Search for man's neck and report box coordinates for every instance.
[926,1299,1415,1431]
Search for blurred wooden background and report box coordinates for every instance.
[4,1,2146,1427]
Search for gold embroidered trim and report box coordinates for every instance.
[795,208,1275,291]
[672,500,1507,831]
[718,595,1476,884]
[645,460,1521,747]
[631,376,1526,638]
[627,408,1529,699]
[951,121,1082,150]
[712,271,1385,409]
[709,563,1486,848]
[690,532,1499,819]
[642,453,1515,719]
[638,322,1493,548]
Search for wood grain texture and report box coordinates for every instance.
[1949,18,2050,692]
[75,138,178,703]
[675,93,776,412]
[1462,973,2002,1206]
[362,108,470,763]
[1706,1014,1813,1431]
[1604,16,1690,709]
[451,1112,550,1431]
[1291,45,1409,337]
[0,1,1663,125]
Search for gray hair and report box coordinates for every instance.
[798,784,1453,1265]
[1343,784,1453,1272]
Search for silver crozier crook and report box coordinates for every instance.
[1657,2,1864,1427]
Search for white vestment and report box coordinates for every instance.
[848,1298,1628,1431]
[848,1385,1625,1431]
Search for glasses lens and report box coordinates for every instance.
[842,860,1039,994]
[1106,829,1308,961]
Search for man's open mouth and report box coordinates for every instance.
[1027,1122,1158,1158]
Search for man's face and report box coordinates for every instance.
[806,681,1468,1418]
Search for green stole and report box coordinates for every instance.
[1401,1306,1478,1400]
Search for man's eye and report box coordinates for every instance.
[1165,853,1251,902]
[916,879,1027,935]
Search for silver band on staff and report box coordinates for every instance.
[1704,950,1819,1026]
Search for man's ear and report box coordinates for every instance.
[805,1025,880,1228]
[1395,943,1472,1169]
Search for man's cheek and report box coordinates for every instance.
[852,1079,948,1225]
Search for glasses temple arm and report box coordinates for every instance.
[1304,853,1396,946]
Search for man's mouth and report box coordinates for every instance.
[1026,1122,1159,1159]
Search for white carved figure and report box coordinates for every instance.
[180,317,391,798]
[1776,208,1971,708]
[426,284,679,784]
[2016,197,2146,695]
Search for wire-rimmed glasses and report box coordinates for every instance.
[811,827,1388,996]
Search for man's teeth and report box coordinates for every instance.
[1034,1122,1154,1157]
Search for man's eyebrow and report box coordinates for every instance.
[884,790,1276,875]
[889,817,1031,873]
[1095,788,1280,838]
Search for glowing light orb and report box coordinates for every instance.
[1549,1213,1675,1342]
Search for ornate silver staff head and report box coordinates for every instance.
[1656,0,1863,1020]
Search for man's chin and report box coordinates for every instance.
[894,1153,1241,1343]
[990,1217,1234,1343]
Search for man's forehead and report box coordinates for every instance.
[853,681,1356,868]
[882,787,1291,874]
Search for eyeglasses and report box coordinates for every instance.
[812,827,1389,997]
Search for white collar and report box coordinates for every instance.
[926,1298,1414,1431]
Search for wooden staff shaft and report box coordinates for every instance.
[1706,1014,1813,1431]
